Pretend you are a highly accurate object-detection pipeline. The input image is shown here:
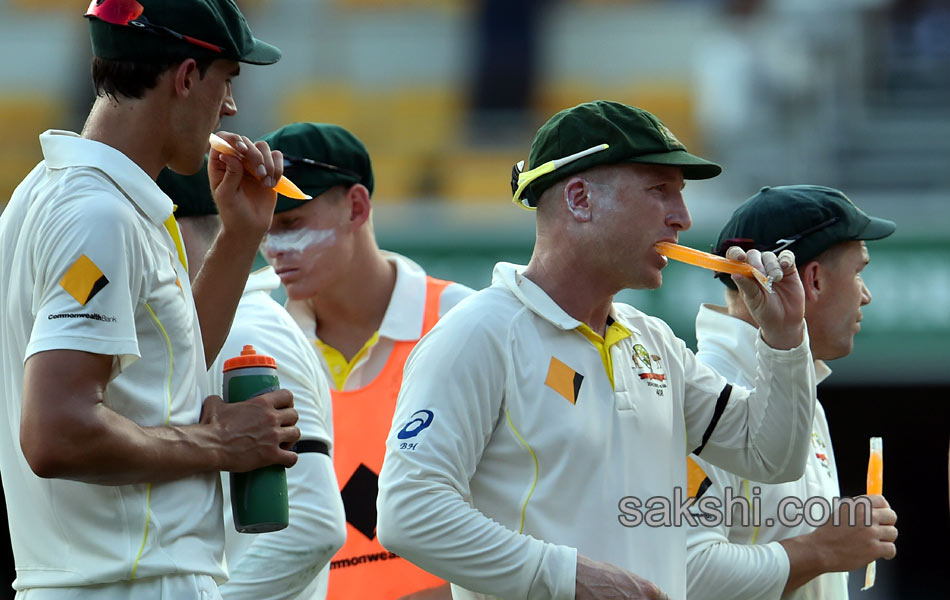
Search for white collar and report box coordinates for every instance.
[492,262,641,335]
[696,303,831,384]
[39,130,173,226]
[377,251,429,341]
[244,266,282,295]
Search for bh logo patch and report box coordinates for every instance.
[397,410,434,440]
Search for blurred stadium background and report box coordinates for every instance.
[0,0,947,597]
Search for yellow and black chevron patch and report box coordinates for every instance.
[687,456,712,501]
[60,254,109,306]
[544,356,584,405]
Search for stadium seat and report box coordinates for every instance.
[0,95,64,206]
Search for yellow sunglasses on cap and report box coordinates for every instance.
[510,143,610,210]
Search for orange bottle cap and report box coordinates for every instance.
[223,344,277,372]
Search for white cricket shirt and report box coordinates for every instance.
[0,131,224,590]
[377,263,816,600]
[686,304,848,600]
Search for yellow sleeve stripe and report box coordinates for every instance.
[745,479,761,543]
[131,304,175,580]
[505,410,539,533]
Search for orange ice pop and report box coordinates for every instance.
[209,133,311,200]
[862,436,883,590]
[655,242,773,293]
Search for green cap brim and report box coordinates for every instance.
[629,149,722,180]
[238,39,282,65]
[274,185,331,213]
[857,216,897,241]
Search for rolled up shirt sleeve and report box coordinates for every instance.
[376,308,576,600]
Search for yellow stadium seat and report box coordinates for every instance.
[367,151,424,203]
[438,148,523,204]
[281,83,468,202]
[380,87,463,153]
[0,96,64,206]
[282,83,463,154]
[534,80,702,151]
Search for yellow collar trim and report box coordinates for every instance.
[576,320,632,389]
[316,331,381,390]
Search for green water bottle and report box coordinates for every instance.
[223,344,289,533]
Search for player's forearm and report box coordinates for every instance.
[192,229,261,367]
[687,538,788,600]
[699,334,814,484]
[747,333,814,483]
[24,402,223,484]
[377,476,576,600]
[778,533,830,595]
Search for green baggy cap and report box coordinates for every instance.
[714,184,896,287]
[157,159,218,218]
[258,123,373,214]
[517,100,721,207]
[86,0,281,65]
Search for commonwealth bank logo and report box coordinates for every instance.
[544,356,584,405]
[60,254,109,306]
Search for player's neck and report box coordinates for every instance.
[81,95,171,180]
[524,252,614,337]
[308,249,396,356]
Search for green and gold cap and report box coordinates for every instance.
[258,123,373,214]
[86,0,281,65]
[516,100,721,207]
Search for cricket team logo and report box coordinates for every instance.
[656,122,685,151]
[811,431,833,477]
[632,343,667,393]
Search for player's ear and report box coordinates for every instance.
[171,58,200,98]
[800,260,821,302]
[563,176,592,223]
[345,184,372,230]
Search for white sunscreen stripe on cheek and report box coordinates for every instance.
[262,228,335,255]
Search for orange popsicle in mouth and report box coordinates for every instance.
[654,241,773,293]
[209,133,311,200]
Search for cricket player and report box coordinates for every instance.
[376,100,817,600]
[685,185,898,600]
[0,1,297,597]
[258,123,472,599]
[158,164,347,599]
